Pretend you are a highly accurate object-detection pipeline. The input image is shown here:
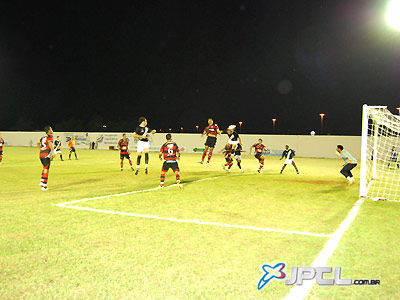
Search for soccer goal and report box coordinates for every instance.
[360,104,400,201]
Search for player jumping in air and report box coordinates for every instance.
[250,139,267,173]
[336,145,357,185]
[37,126,55,191]
[133,117,156,175]
[387,146,399,169]
[117,134,134,171]
[0,133,5,164]
[68,137,78,160]
[199,118,222,167]
[53,136,64,161]
[226,125,242,154]
[280,145,299,174]
[159,134,182,189]
[219,144,234,172]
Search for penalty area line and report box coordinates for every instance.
[56,204,331,238]
[281,198,364,300]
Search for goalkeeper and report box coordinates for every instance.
[335,145,357,185]
[387,146,399,169]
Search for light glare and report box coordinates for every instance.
[386,0,400,30]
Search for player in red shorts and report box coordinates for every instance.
[199,118,222,167]
[117,134,134,171]
[250,139,267,173]
[219,144,234,172]
[159,133,183,189]
[37,126,55,191]
[0,133,5,164]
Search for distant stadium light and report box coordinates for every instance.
[319,113,325,135]
[169,128,172,132]
[310,130,316,136]
[180,127,184,132]
[195,125,199,132]
[272,119,277,133]
[386,0,400,30]
[238,121,243,132]
[397,107,400,115]
[102,125,107,128]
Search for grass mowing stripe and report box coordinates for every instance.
[282,198,364,300]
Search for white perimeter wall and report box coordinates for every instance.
[0,131,361,159]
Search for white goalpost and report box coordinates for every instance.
[360,104,400,201]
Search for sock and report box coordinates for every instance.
[145,164,148,169]
[201,150,207,161]
[347,176,351,181]
[120,161,123,169]
[176,173,180,183]
[75,153,78,159]
[260,158,264,169]
[145,153,149,165]
[294,166,299,172]
[207,150,213,163]
[228,163,233,169]
[41,172,48,186]
[69,153,71,159]
[137,155,141,168]
[0,155,2,163]
[160,174,165,186]
[237,161,241,169]
[128,159,133,167]
[60,154,63,160]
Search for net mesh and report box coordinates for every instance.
[362,106,400,201]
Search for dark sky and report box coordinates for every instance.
[1,1,400,134]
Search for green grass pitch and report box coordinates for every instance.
[0,147,399,299]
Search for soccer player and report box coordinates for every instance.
[199,118,222,167]
[336,145,357,184]
[0,133,4,164]
[54,136,64,161]
[117,134,134,171]
[387,146,400,169]
[280,145,299,174]
[250,139,267,173]
[219,144,234,172]
[133,117,156,175]
[226,125,243,154]
[234,143,245,172]
[37,126,55,191]
[68,137,78,160]
[159,133,182,189]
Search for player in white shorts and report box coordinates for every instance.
[53,136,64,161]
[133,117,156,175]
[226,125,242,153]
[280,145,299,174]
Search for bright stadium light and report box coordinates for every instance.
[386,0,400,30]
[397,107,400,115]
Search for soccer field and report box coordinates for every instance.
[1,147,399,299]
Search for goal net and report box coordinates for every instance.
[360,105,400,201]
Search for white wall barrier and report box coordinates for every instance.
[0,131,361,159]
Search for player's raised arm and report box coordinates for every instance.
[249,144,254,155]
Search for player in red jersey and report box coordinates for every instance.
[0,133,5,164]
[250,139,267,173]
[219,144,234,172]
[117,134,134,171]
[37,126,55,191]
[159,134,183,189]
[199,118,222,167]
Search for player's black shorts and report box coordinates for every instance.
[40,157,51,169]
[205,136,217,147]
[70,147,76,152]
[120,153,130,160]
[162,161,179,172]
[0,151,2,155]
[255,153,262,160]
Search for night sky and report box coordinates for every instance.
[1,1,400,135]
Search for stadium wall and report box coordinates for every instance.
[0,131,361,159]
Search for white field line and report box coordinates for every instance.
[56,204,331,238]
[55,174,239,206]
[282,198,364,300]
[386,199,400,203]
[54,173,331,238]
